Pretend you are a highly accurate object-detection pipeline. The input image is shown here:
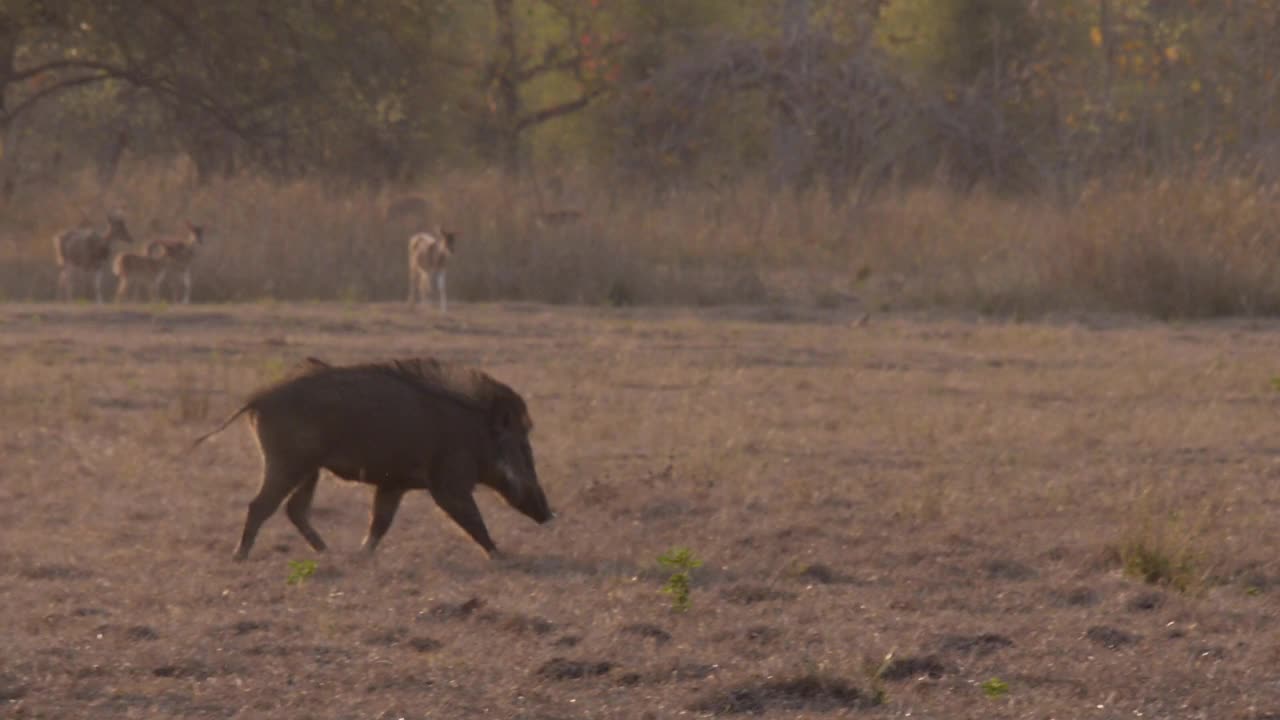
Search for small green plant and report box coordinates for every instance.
[862,650,895,705]
[286,559,317,586]
[658,546,702,612]
[981,677,1009,699]
[1270,376,1280,392]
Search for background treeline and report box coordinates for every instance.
[3,0,1280,316]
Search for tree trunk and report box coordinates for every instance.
[770,0,811,191]
[0,14,17,202]
[1098,0,1113,111]
[492,0,523,175]
[96,127,130,186]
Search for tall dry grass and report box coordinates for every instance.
[2,162,1279,317]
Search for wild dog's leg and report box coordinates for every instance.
[285,469,327,552]
[428,486,498,557]
[234,461,310,561]
[114,274,128,303]
[93,268,104,304]
[416,270,430,309]
[407,255,417,306]
[181,269,192,304]
[361,485,406,554]
[436,270,447,312]
[57,268,71,301]
[150,270,166,303]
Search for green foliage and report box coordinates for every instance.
[878,0,1039,84]
[981,677,1009,699]
[7,0,1280,197]
[657,546,702,612]
[286,559,317,586]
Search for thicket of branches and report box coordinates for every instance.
[3,0,1280,197]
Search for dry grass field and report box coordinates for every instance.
[6,167,1280,319]
[4,300,1280,719]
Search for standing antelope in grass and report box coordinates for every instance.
[148,221,204,304]
[112,242,171,302]
[53,212,134,303]
[408,227,457,312]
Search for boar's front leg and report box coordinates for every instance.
[428,486,499,558]
[361,485,407,555]
[285,469,327,552]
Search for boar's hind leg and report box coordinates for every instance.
[361,485,407,554]
[428,487,499,558]
[285,469,327,552]
[234,462,311,561]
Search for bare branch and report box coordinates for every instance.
[515,86,607,132]
[4,70,114,122]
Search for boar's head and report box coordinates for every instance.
[485,392,553,524]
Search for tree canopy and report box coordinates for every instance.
[2,0,1278,194]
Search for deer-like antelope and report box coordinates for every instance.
[112,242,171,303]
[407,227,457,312]
[148,221,204,304]
[53,212,134,303]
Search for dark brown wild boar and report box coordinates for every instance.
[191,357,553,561]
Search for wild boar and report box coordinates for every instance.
[192,356,553,561]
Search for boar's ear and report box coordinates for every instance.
[491,397,531,434]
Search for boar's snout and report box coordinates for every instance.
[493,431,554,524]
[520,484,554,524]
[502,468,552,524]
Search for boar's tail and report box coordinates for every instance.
[188,405,252,451]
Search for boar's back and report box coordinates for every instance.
[246,364,492,477]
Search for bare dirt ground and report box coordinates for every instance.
[3,301,1280,719]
